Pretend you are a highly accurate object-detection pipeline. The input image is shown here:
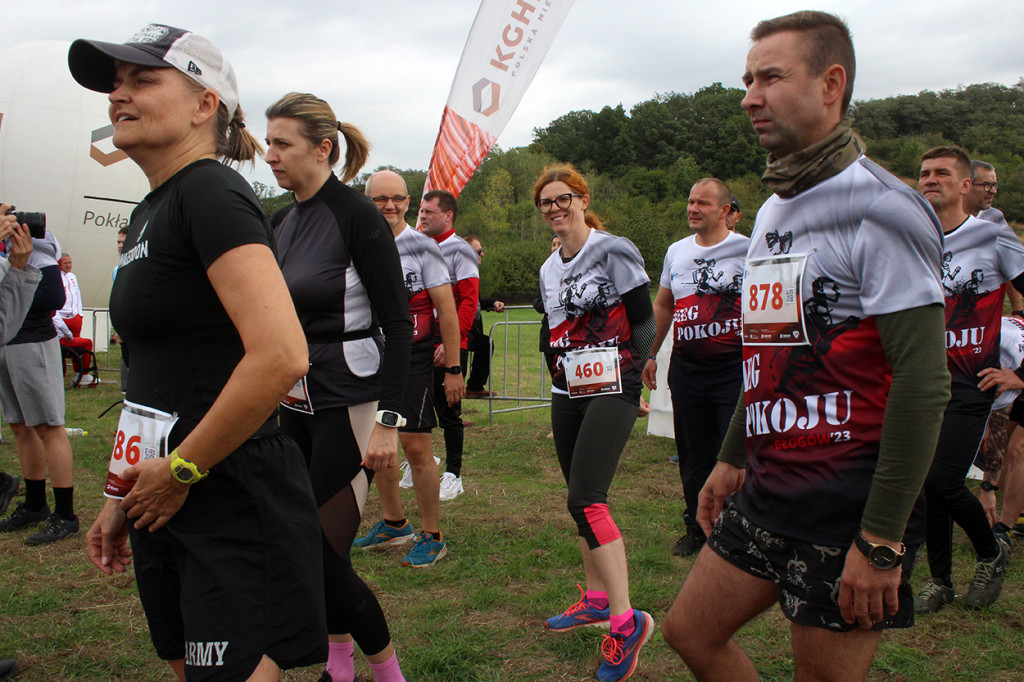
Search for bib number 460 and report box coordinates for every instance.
[574,361,605,379]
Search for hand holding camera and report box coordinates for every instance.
[0,204,35,271]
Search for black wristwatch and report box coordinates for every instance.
[980,480,999,492]
[854,532,904,570]
[444,365,463,375]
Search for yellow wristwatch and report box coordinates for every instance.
[169,449,208,485]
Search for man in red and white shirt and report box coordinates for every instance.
[643,178,748,558]
[419,190,478,501]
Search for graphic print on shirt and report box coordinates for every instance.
[940,216,1024,389]
[772,277,861,396]
[733,157,946,545]
[541,229,649,402]
[663,233,747,365]
[396,227,449,368]
[765,229,792,255]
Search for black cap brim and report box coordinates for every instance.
[68,39,171,93]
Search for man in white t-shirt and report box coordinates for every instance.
[662,12,948,679]
[643,178,747,558]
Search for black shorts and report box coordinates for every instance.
[400,370,435,433]
[707,498,913,632]
[130,433,327,680]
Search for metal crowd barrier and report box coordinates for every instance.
[485,305,551,423]
[81,307,120,373]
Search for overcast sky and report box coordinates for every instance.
[8,0,1023,189]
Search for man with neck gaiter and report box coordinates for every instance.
[661,11,950,680]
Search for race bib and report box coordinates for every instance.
[104,400,179,499]
[742,253,810,346]
[281,376,314,414]
[564,347,622,398]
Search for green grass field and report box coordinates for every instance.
[2,323,1024,681]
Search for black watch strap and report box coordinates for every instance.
[445,365,463,375]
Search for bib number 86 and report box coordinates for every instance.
[112,430,142,465]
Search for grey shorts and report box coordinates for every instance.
[0,338,65,426]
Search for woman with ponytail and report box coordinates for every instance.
[71,25,326,680]
[264,93,412,682]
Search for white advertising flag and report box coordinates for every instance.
[424,0,576,197]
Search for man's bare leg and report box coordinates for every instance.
[662,545,776,681]
[791,622,881,682]
[402,433,440,533]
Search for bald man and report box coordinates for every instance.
[354,170,464,566]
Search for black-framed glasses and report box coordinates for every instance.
[371,194,409,205]
[474,248,484,256]
[535,193,583,213]
[972,181,999,193]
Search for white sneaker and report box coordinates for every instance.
[399,456,441,489]
[439,472,464,501]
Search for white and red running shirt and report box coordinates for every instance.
[938,215,1024,394]
[539,228,650,403]
[660,231,748,367]
[735,157,945,545]
[994,316,1024,411]
[396,225,450,370]
[432,229,479,349]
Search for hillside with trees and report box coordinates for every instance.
[257,80,1024,302]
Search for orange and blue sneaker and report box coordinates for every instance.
[401,532,447,567]
[546,584,611,631]
[595,609,654,681]
[353,519,413,549]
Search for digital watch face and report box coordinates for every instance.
[380,412,399,427]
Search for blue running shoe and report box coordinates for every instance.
[546,584,611,631]
[595,609,654,681]
[401,532,447,567]
[353,519,413,549]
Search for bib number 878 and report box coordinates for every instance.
[575,361,605,379]
[749,282,784,311]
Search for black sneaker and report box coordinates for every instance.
[993,522,1014,556]
[25,513,79,546]
[914,578,956,614]
[0,502,49,532]
[1013,519,1024,539]
[671,531,706,558]
[0,473,19,515]
[963,543,1009,609]
[316,671,361,682]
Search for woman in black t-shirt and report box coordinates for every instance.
[70,24,327,680]
[265,92,412,682]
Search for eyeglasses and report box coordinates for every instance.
[535,193,583,213]
[474,248,484,256]
[371,194,409,205]
[972,181,999,193]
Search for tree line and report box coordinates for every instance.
[255,79,1024,303]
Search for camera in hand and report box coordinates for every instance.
[3,207,46,239]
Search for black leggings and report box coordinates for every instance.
[550,393,637,549]
[280,404,393,656]
[668,365,738,537]
[435,349,468,476]
[924,399,1000,581]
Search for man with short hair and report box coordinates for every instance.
[462,234,504,398]
[355,170,464,566]
[964,160,1007,227]
[662,12,950,679]
[910,146,1024,613]
[643,178,747,558]
[726,194,743,232]
[419,190,479,500]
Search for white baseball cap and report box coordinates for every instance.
[68,23,240,118]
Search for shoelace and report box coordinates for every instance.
[919,581,947,600]
[971,560,996,587]
[600,633,625,664]
[562,584,591,615]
